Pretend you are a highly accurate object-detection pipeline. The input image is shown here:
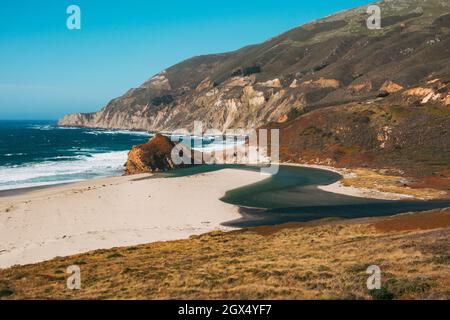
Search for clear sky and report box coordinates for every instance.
[0,0,373,120]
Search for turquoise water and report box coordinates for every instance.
[160,165,450,227]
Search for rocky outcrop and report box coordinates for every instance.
[58,0,450,132]
[403,78,450,105]
[300,78,341,89]
[124,134,182,175]
[380,81,404,94]
[124,134,205,174]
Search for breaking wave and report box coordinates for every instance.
[0,151,128,191]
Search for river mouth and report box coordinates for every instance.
[158,164,450,228]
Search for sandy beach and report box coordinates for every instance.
[0,169,270,269]
[1,163,442,270]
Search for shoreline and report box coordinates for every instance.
[0,182,76,198]
[0,163,446,269]
[0,162,421,200]
[280,163,416,201]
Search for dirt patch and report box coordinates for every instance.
[381,81,404,93]
[371,209,450,233]
[301,78,341,89]
[403,87,434,97]
[233,218,345,236]
[409,174,450,191]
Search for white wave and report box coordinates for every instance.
[0,151,128,191]
[193,140,247,152]
[3,153,27,157]
[28,125,54,130]
[55,126,80,130]
[84,129,151,137]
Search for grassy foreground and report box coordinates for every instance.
[0,209,449,300]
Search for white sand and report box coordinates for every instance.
[0,169,270,269]
[318,181,414,200]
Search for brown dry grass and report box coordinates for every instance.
[0,210,449,300]
[341,168,449,199]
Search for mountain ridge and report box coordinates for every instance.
[59,0,450,133]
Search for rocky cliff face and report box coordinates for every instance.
[60,0,450,179]
[59,0,450,133]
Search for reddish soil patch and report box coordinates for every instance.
[409,175,450,192]
[371,209,450,233]
[233,218,345,236]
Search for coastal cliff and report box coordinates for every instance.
[59,0,450,133]
[59,0,450,178]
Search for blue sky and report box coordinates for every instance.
[0,0,372,120]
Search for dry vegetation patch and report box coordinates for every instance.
[0,210,449,300]
[341,168,449,199]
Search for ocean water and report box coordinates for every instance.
[0,120,243,191]
[0,120,153,190]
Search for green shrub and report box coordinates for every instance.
[152,95,174,106]
[386,277,432,296]
[368,287,394,300]
[0,288,14,298]
[107,253,124,259]
[243,65,261,76]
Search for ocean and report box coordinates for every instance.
[0,120,152,190]
[0,120,242,191]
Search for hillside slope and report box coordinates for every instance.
[273,75,450,177]
[59,0,450,133]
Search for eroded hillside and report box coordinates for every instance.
[59,0,450,133]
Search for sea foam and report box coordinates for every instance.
[0,151,128,190]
